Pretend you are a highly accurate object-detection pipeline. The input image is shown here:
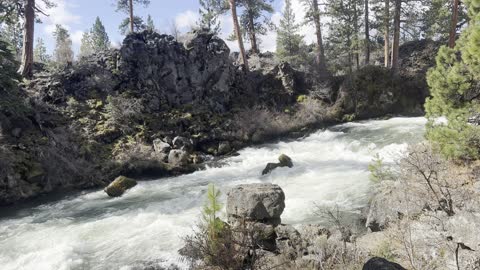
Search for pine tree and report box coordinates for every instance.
[119,16,146,35]
[276,0,307,66]
[33,37,49,63]
[146,14,155,31]
[90,17,110,51]
[0,13,23,60]
[300,0,328,76]
[325,0,363,73]
[198,0,223,34]
[228,0,249,70]
[53,24,74,65]
[202,184,224,242]
[237,0,275,54]
[79,32,94,58]
[422,0,467,41]
[425,0,480,160]
[115,0,150,34]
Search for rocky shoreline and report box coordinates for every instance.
[0,29,437,206]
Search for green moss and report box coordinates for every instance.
[342,113,356,122]
[296,95,307,103]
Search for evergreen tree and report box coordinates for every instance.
[0,12,23,60]
[119,16,146,35]
[276,0,307,66]
[90,17,110,51]
[228,0,249,70]
[33,37,49,63]
[425,0,480,160]
[53,24,74,65]
[300,0,328,76]
[198,0,223,34]
[325,0,363,73]
[115,0,150,33]
[202,183,224,242]
[146,14,155,31]
[79,32,94,58]
[237,0,275,54]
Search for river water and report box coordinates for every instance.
[0,117,426,270]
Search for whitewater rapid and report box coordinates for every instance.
[0,117,426,270]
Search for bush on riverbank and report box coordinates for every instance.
[364,143,480,269]
[426,0,480,160]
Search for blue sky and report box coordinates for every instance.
[36,0,317,56]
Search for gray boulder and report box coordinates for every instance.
[172,136,193,151]
[153,139,171,153]
[168,149,189,166]
[227,183,285,225]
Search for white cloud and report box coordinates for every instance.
[71,30,83,46]
[175,10,199,31]
[38,0,81,36]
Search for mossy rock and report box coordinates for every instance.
[278,154,293,168]
[104,175,137,197]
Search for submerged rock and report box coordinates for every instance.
[226,183,285,225]
[104,176,137,197]
[262,154,294,175]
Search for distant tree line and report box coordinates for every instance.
[0,0,469,77]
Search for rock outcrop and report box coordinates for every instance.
[223,183,402,270]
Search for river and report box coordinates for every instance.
[0,117,426,270]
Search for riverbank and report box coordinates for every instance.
[0,30,437,205]
[0,117,426,269]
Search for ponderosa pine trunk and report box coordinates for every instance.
[391,0,400,72]
[247,11,259,54]
[448,0,460,48]
[18,0,35,78]
[384,0,390,68]
[229,0,249,71]
[354,1,360,70]
[129,0,134,33]
[364,0,370,65]
[312,0,327,76]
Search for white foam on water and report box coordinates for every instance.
[0,117,427,270]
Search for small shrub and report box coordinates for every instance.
[105,95,144,134]
[368,154,395,184]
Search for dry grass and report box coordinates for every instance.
[232,97,329,142]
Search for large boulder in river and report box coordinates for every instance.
[227,183,285,225]
[104,176,137,197]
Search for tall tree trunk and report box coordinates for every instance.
[229,0,249,71]
[247,11,259,54]
[384,0,390,68]
[129,0,134,33]
[312,0,327,75]
[354,1,360,70]
[364,0,370,65]
[391,0,401,72]
[18,0,35,78]
[449,0,460,48]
